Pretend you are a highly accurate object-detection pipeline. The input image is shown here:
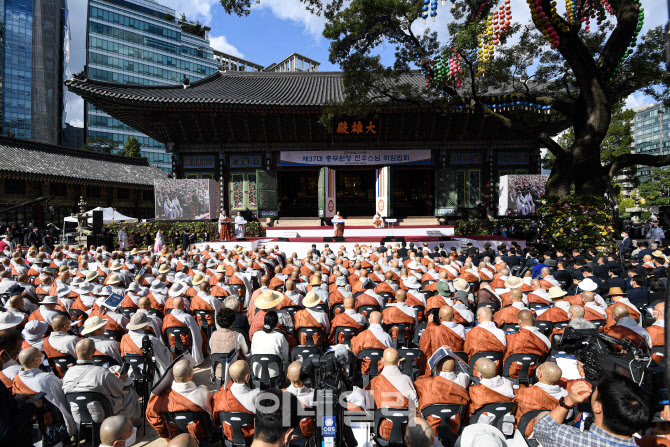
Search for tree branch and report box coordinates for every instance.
[597,0,639,81]
[607,153,670,178]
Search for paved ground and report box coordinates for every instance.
[133,358,216,447]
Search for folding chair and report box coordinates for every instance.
[421,404,466,444]
[373,408,409,447]
[503,353,541,385]
[470,402,517,426]
[218,411,255,447]
[358,348,384,387]
[165,326,193,356]
[332,326,359,346]
[66,392,113,447]
[397,348,424,381]
[165,411,217,447]
[249,354,284,389]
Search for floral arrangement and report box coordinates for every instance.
[457,219,534,237]
[105,221,266,248]
[536,195,615,254]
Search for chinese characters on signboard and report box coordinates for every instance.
[333,119,380,136]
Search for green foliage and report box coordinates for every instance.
[123,137,142,158]
[163,13,175,22]
[537,195,615,254]
[82,136,118,154]
[105,221,266,248]
[457,219,534,239]
[638,168,670,207]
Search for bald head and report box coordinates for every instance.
[476,306,493,323]
[18,347,41,369]
[382,348,400,367]
[537,362,562,385]
[612,304,630,320]
[260,275,270,287]
[510,288,523,302]
[167,433,198,447]
[395,289,407,303]
[100,416,133,447]
[518,309,534,326]
[439,305,453,322]
[344,296,355,310]
[568,305,585,320]
[438,357,456,373]
[173,359,193,383]
[76,338,95,360]
[404,417,434,447]
[369,311,382,324]
[654,302,665,321]
[138,296,151,309]
[229,360,250,384]
[530,279,541,290]
[52,315,70,332]
[475,358,497,379]
[540,267,551,277]
[287,361,302,386]
[581,291,594,303]
[172,296,184,310]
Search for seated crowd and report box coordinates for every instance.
[0,237,666,446]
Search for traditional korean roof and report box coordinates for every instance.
[0,136,167,187]
[65,71,429,108]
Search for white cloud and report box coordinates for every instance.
[161,0,219,25]
[209,35,244,58]
[69,118,84,128]
[252,0,327,42]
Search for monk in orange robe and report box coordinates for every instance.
[328,296,365,345]
[514,362,567,437]
[381,290,416,342]
[351,311,394,375]
[503,310,550,378]
[464,306,506,371]
[605,304,650,352]
[212,360,259,443]
[419,306,465,374]
[468,358,515,417]
[414,354,469,437]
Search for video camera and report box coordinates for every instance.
[299,353,352,393]
[559,327,666,408]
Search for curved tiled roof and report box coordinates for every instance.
[65,70,428,107]
[0,136,167,186]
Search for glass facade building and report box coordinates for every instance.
[1,0,69,144]
[633,103,670,180]
[85,0,219,173]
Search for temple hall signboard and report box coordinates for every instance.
[279,150,432,167]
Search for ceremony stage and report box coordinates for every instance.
[196,226,524,258]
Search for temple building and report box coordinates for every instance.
[66,69,542,222]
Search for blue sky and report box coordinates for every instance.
[66,0,668,127]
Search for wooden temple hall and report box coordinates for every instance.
[66,71,542,221]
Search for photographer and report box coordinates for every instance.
[534,374,653,447]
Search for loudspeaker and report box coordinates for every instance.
[334,236,345,242]
[323,237,333,242]
[440,236,452,241]
[278,237,289,242]
[92,210,103,234]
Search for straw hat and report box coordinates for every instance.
[85,271,99,283]
[403,276,421,289]
[254,289,284,310]
[607,287,628,297]
[310,276,322,286]
[236,247,244,254]
[127,312,150,331]
[110,261,123,271]
[192,274,206,286]
[0,312,24,330]
[407,260,421,271]
[106,274,122,285]
[58,266,69,274]
[81,316,107,335]
[302,291,321,308]
[547,286,568,300]
[158,264,171,274]
[168,282,189,298]
[78,282,95,294]
[577,278,598,292]
[216,264,227,273]
[452,278,470,292]
[504,277,524,289]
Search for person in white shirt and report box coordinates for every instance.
[234,212,246,239]
[250,310,289,378]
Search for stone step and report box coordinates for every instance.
[273,218,322,227]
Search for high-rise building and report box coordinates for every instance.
[1,0,70,145]
[633,103,670,181]
[62,123,84,149]
[85,0,219,173]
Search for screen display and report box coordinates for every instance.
[498,174,548,217]
[154,179,217,221]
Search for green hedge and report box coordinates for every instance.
[105,221,266,248]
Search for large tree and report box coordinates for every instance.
[221,0,668,196]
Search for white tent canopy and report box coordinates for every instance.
[64,207,138,225]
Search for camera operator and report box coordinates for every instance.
[533,374,653,447]
[251,389,300,447]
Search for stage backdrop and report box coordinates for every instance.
[154,179,217,220]
[498,174,548,217]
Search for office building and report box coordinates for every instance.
[1,0,70,145]
[85,0,219,173]
[633,103,670,181]
[62,123,84,149]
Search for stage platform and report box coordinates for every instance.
[195,233,524,258]
[265,224,455,239]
